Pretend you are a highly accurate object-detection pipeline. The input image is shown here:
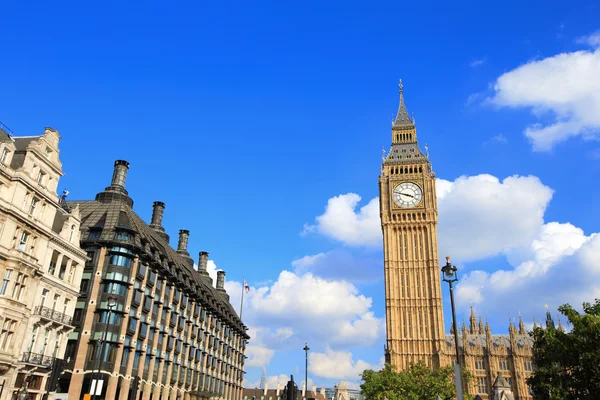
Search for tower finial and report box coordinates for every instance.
[398,79,404,107]
[393,79,413,128]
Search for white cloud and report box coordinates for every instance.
[576,30,600,48]
[489,47,600,151]
[302,193,381,247]
[309,348,382,380]
[303,174,553,264]
[436,174,554,262]
[482,134,508,146]
[456,222,600,318]
[470,58,486,68]
[246,339,276,367]
[221,270,384,369]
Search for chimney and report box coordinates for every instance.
[276,384,281,396]
[312,385,316,395]
[216,270,226,291]
[198,251,209,275]
[111,160,130,188]
[95,160,133,206]
[263,383,268,396]
[149,201,170,242]
[177,229,190,256]
[302,382,306,398]
[150,201,165,227]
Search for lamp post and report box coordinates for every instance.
[303,343,310,396]
[16,382,29,400]
[441,256,463,400]
[91,294,117,400]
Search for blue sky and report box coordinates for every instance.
[2,0,600,390]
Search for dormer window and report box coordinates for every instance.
[44,147,52,159]
[0,148,9,165]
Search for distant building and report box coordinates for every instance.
[243,385,328,400]
[319,382,364,400]
[379,83,536,399]
[0,126,87,399]
[59,159,249,400]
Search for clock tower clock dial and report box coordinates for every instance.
[378,81,445,371]
[393,182,422,208]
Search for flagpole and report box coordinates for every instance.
[240,277,245,320]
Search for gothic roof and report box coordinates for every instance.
[384,142,428,165]
[68,189,249,338]
[493,373,511,389]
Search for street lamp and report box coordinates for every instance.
[16,382,29,400]
[91,294,117,400]
[441,256,463,400]
[303,343,310,395]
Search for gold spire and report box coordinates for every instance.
[478,317,484,334]
[558,317,565,333]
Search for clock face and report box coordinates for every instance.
[393,182,423,208]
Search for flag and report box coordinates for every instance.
[244,279,250,293]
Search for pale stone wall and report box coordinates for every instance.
[0,128,87,400]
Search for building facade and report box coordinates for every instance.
[59,160,249,400]
[0,126,87,399]
[379,83,534,399]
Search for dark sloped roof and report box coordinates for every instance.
[384,142,428,165]
[13,136,37,151]
[69,197,248,337]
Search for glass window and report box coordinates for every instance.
[109,253,133,268]
[121,348,131,367]
[104,282,128,297]
[11,272,27,300]
[105,271,129,283]
[128,318,138,333]
[29,198,39,215]
[477,377,488,394]
[17,231,28,251]
[0,319,17,351]
[0,270,12,295]
[0,148,9,164]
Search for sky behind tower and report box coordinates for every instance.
[1,0,600,390]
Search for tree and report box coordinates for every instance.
[527,299,600,399]
[360,362,472,400]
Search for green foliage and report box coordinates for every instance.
[527,299,600,399]
[360,361,472,400]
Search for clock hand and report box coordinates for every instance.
[401,192,416,199]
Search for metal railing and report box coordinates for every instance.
[22,352,55,368]
[33,305,73,325]
[0,121,14,136]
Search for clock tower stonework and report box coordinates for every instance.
[379,81,445,370]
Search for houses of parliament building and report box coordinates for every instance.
[378,82,550,399]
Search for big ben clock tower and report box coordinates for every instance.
[379,81,445,370]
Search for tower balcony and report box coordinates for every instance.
[21,352,56,368]
[33,305,73,326]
